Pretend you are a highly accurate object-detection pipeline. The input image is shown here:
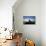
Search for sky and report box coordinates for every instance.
[23,16,35,22]
[23,16,35,19]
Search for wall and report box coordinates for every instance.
[13,0,41,46]
[0,0,16,30]
[41,0,46,46]
[0,0,46,46]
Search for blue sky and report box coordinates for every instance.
[23,16,35,22]
[23,16,35,19]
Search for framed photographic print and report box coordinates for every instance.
[23,16,36,24]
